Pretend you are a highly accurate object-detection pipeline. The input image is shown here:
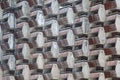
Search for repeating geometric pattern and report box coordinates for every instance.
[0,0,120,80]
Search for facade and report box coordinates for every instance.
[0,0,120,80]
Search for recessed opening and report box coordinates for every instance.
[91,55,98,60]
[60,57,67,62]
[75,22,82,27]
[60,35,67,39]
[16,69,23,75]
[32,58,37,63]
[62,46,73,51]
[107,0,114,1]
[75,45,82,50]
[47,37,57,42]
[107,43,115,47]
[17,48,22,54]
[46,3,51,7]
[75,0,82,5]
[91,32,98,37]
[76,67,82,72]
[63,78,67,80]
[108,20,115,24]
[92,10,98,14]
[60,13,66,18]
[45,24,51,29]
[46,46,51,51]
[44,68,51,73]
[3,59,8,64]
[4,38,8,43]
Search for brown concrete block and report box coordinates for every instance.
[16,21,30,39]
[58,51,75,69]
[44,18,59,37]
[15,65,30,80]
[15,1,30,18]
[44,64,60,80]
[104,38,120,55]
[59,29,75,47]
[89,4,106,23]
[58,7,75,25]
[89,27,106,45]
[104,0,120,10]
[44,41,59,59]
[44,0,59,16]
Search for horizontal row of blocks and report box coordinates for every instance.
[0,0,120,23]
[1,60,120,80]
[1,55,120,79]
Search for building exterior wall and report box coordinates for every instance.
[0,0,120,80]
